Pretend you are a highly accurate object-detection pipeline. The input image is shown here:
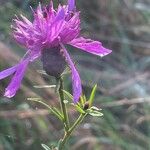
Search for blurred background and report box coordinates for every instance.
[0,0,150,149]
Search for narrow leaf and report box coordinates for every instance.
[62,90,73,101]
[41,144,51,150]
[74,105,85,114]
[89,110,103,117]
[80,95,85,107]
[91,106,102,111]
[51,107,64,121]
[27,98,63,121]
[89,84,97,107]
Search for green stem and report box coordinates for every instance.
[58,77,70,131]
[59,113,87,150]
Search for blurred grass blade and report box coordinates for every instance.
[33,85,56,89]
[89,84,97,107]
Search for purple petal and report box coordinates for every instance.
[0,65,18,80]
[69,37,112,57]
[60,12,80,43]
[50,20,65,43]
[47,7,66,42]
[20,14,32,26]
[68,0,75,11]
[60,43,82,103]
[4,58,30,98]
[54,7,65,22]
[29,49,41,62]
[46,0,55,18]
[49,0,54,11]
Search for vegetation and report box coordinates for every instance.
[0,0,150,149]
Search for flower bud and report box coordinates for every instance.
[41,46,66,78]
[83,102,89,110]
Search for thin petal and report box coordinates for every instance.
[50,19,65,42]
[0,65,18,80]
[46,0,55,19]
[4,58,30,98]
[60,43,82,103]
[20,14,32,26]
[54,6,65,22]
[49,0,54,12]
[68,0,75,11]
[69,37,112,57]
[47,7,66,43]
[60,12,80,43]
[29,48,41,62]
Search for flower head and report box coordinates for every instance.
[0,0,112,103]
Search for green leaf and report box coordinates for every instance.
[87,106,103,117]
[89,110,103,117]
[27,98,64,121]
[80,95,86,107]
[74,105,85,114]
[62,90,73,101]
[89,84,97,107]
[51,107,64,121]
[27,98,52,111]
[41,144,51,150]
[83,95,87,102]
[91,106,102,111]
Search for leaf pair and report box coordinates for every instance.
[63,84,103,117]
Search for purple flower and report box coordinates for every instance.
[0,0,112,103]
